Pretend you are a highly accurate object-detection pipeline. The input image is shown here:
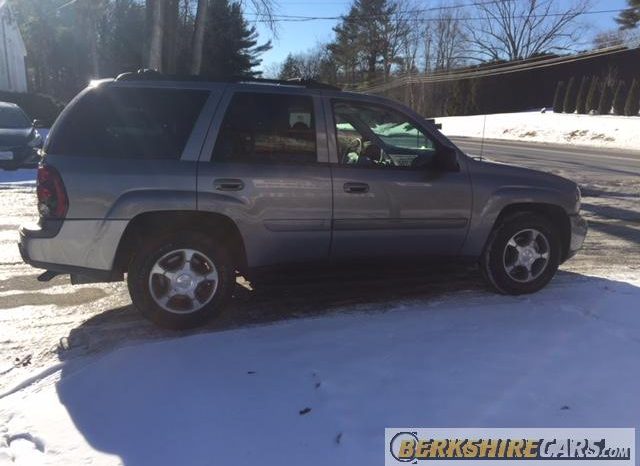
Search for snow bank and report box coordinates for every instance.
[437,111,640,151]
[1,272,640,465]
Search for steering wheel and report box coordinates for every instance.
[378,147,394,166]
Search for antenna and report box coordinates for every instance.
[479,114,487,161]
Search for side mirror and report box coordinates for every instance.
[33,119,47,129]
[436,145,459,172]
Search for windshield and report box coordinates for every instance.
[0,107,31,129]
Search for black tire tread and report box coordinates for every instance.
[127,230,234,330]
[481,211,561,295]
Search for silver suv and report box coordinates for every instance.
[19,72,587,329]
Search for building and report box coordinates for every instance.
[0,0,27,93]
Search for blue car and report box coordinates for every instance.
[0,102,44,170]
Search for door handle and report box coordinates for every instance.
[214,178,244,191]
[343,182,369,194]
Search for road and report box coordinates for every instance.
[450,137,640,181]
[0,138,638,394]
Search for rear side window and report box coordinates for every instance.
[46,87,209,159]
[213,92,317,164]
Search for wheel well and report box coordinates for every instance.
[493,203,571,261]
[114,211,248,274]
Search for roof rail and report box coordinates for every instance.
[114,69,341,91]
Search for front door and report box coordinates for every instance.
[326,98,472,260]
[197,89,332,268]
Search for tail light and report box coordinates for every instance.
[37,165,68,219]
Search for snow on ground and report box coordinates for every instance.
[437,111,640,151]
[1,270,639,466]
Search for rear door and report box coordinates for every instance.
[197,87,333,268]
[326,97,472,260]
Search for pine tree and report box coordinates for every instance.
[585,76,600,114]
[612,81,627,115]
[616,0,640,30]
[624,78,640,116]
[328,0,404,84]
[575,76,590,114]
[200,0,272,79]
[552,81,565,113]
[329,6,361,85]
[278,54,302,80]
[563,76,578,113]
[597,83,612,115]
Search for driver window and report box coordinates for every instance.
[332,101,436,168]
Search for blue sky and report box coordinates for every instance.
[254,0,629,70]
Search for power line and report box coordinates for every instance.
[348,33,640,90]
[352,43,639,92]
[244,6,627,23]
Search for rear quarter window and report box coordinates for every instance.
[46,87,209,159]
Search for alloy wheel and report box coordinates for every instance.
[502,228,551,283]
[148,248,219,314]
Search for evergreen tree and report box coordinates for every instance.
[329,6,361,85]
[597,83,612,115]
[612,81,627,115]
[575,76,590,114]
[585,76,600,114]
[552,81,565,113]
[278,54,303,80]
[328,0,406,85]
[616,0,640,30]
[624,78,640,116]
[563,76,578,113]
[200,0,272,80]
[100,0,146,76]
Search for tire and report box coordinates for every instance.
[481,212,561,295]
[127,230,235,330]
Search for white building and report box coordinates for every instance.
[0,0,27,93]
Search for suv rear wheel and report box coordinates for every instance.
[481,212,561,295]
[127,231,234,329]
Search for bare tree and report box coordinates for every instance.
[466,0,591,62]
[241,0,279,34]
[81,0,104,76]
[164,0,180,73]
[147,0,165,70]
[431,6,467,71]
[421,23,433,73]
[593,30,628,50]
[401,20,420,74]
[190,0,208,74]
[380,0,412,80]
[276,45,336,81]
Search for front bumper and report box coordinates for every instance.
[566,213,587,260]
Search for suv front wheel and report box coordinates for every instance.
[481,212,561,295]
[127,231,234,329]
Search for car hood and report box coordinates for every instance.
[470,157,577,190]
[467,156,580,214]
[0,128,34,148]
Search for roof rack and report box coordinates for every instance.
[115,69,341,91]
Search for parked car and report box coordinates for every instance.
[18,71,587,329]
[0,102,44,169]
